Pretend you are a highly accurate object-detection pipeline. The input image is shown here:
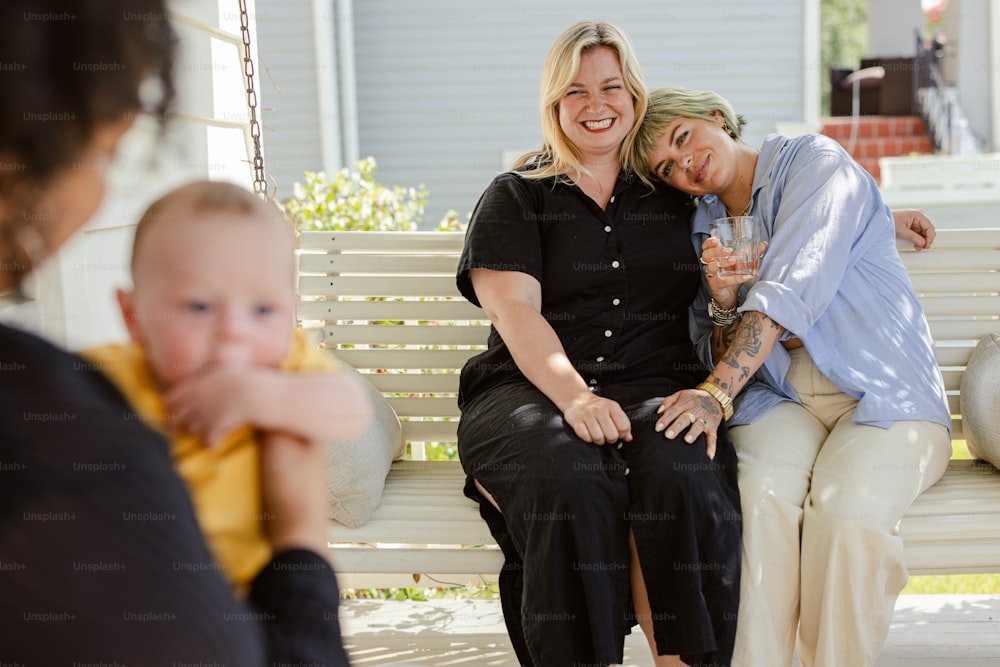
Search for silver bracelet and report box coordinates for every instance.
[708,298,741,327]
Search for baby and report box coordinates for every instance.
[83,181,372,593]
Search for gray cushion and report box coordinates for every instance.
[960,332,1000,470]
[326,365,405,527]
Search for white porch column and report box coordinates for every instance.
[947,0,993,150]
[990,0,1000,151]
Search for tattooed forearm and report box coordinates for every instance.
[709,311,784,397]
[711,320,740,361]
[729,311,767,361]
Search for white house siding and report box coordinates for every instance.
[352,0,810,226]
[252,0,328,199]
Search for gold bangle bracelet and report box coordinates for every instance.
[696,381,734,421]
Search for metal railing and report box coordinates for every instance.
[913,30,986,155]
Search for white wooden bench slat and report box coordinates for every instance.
[300,230,467,251]
[324,324,490,346]
[903,460,1000,510]
[363,374,461,394]
[331,549,501,578]
[334,348,482,370]
[909,272,1000,293]
[905,497,1000,518]
[940,370,965,392]
[378,486,469,498]
[399,421,459,443]
[387,397,462,418]
[300,252,460,274]
[903,526,1000,556]
[330,525,490,548]
[300,230,1000,584]
[299,299,485,322]
[334,524,492,548]
[373,461,465,478]
[300,275,463,298]
[903,544,1000,575]
[333,573,493,589]
[398,425,458,445]
[314,342,975,368]
[323,328,975,360]
[899,248,1000,271]
[335,505,480,524]
[326,324,984,354]
[947,398,963,434]
[879,154,1000,187]
[921,297,1000,318]
[895,226,1000,248]
[299,275,459,298]
[880,154,1000,208]
[375,488,469,500]
[933,346,974,367]
[882,189,1000,208]
[928,319,1000,342]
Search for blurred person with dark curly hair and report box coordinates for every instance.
[0,3,350,665]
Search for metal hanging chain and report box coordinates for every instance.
[239,0,268,198]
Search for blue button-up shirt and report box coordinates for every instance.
[689,133,951,431]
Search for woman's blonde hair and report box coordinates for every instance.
[627,86,747,187]
[512,20,647,184]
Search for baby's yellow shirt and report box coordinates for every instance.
[82,330,340,593]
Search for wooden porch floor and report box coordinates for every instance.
[341,594,1000,666]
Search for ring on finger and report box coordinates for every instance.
[700,418,708,427]
[706,271,716,278]
[684,411,697,424]
[699,256,710,265]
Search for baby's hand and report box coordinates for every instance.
[164,367,268,446]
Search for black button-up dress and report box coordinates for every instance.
[456,170,742,667]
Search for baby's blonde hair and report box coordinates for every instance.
[131,181,291,275]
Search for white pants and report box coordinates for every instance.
[730,347,951,667]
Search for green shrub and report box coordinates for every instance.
[282,156,466,232]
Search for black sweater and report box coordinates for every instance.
[0,324,349,666]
